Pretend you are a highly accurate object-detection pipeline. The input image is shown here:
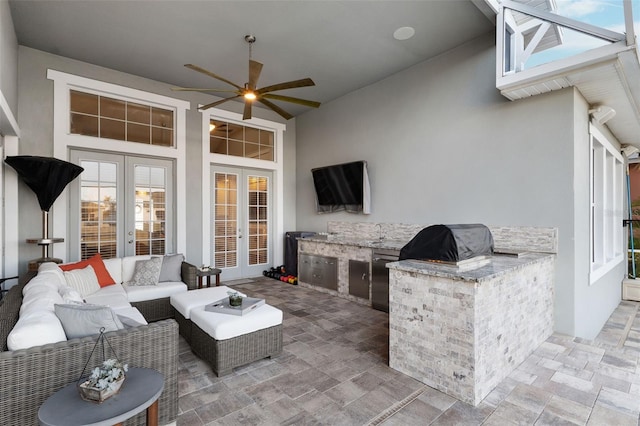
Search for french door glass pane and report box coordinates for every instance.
[248,175,268,266]
[213,173,238,268]
[79,161,118,259]
[134,165,166,255]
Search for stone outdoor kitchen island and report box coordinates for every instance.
[387,253,555,406]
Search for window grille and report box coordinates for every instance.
[70,90,174,147]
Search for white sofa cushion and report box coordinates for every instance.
[37,262,67,290]
[7,310,67,350]
[190,304,283,340]
[124,281,187,303]
[11,269,68,350]
[102,257,122,286]
[170,286,246,319]
[83,283,131,310]
[20,273,65,317]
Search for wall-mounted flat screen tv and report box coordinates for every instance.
[311,161,370,214]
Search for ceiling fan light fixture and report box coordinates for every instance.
[244,91,257,100]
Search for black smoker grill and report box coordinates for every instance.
[399,224,494,263]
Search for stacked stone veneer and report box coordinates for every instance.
[327,221,558,253]
[388,255,555,406]
[298,239,373,305]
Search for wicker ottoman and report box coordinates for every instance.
[190,305,283,376]
[170,286,245,343]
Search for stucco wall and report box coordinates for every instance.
[295,33,592,337]
[15,46,296,273]
[0,0,18,112]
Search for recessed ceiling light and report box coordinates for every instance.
[393,26,415,41]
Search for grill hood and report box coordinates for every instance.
[399,224,494,262]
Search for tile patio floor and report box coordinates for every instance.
[176,278,640,425]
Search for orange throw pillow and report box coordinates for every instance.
[60,253,116,287]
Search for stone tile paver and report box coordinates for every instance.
[175,278,640,426]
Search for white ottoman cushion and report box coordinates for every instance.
[170,286,246,319]
[190,304,283,340]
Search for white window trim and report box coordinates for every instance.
[589,123,624,284]
[0,88,20,284]
[47,70,190,261]
[200,108,285,268]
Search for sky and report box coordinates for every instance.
[524,0,640,68]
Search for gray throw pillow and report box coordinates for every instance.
[130,257,163,286]
[54,304,124,339]
[158,253,184,282]
[116,314,146,329]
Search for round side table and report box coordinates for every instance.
[38,367,164,426]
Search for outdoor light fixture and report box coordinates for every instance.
[589,105,616,125]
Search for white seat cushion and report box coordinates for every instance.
[190,304,283,340]
[84,283,131,310]
[170,286,246,319]
[124,281,187,303]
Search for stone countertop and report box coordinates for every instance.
[299,236,407,251]
[387,252,554,283]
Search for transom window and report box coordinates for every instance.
[70,90,174,147]
[209,120,274,161]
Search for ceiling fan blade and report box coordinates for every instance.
[256,78,315,95]
[248,60,263,90]
[243,101,253,120]
[184,64,243,90]
[171,87,240,93]
[257,98,293,120]
[262,94,321,108]
[199,95,242,110]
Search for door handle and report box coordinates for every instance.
[128,240,133,244]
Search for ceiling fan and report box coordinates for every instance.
[173,35,320,120]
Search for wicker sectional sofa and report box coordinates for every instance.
[0,255,198,425]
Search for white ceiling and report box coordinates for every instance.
[8,0,494,118]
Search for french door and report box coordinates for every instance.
[211,166,272,279]
[69,150,174,260]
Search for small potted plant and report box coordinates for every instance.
[78,358,128,403]
[227,290,243,307]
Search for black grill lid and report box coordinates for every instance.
[399,224,494,262]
